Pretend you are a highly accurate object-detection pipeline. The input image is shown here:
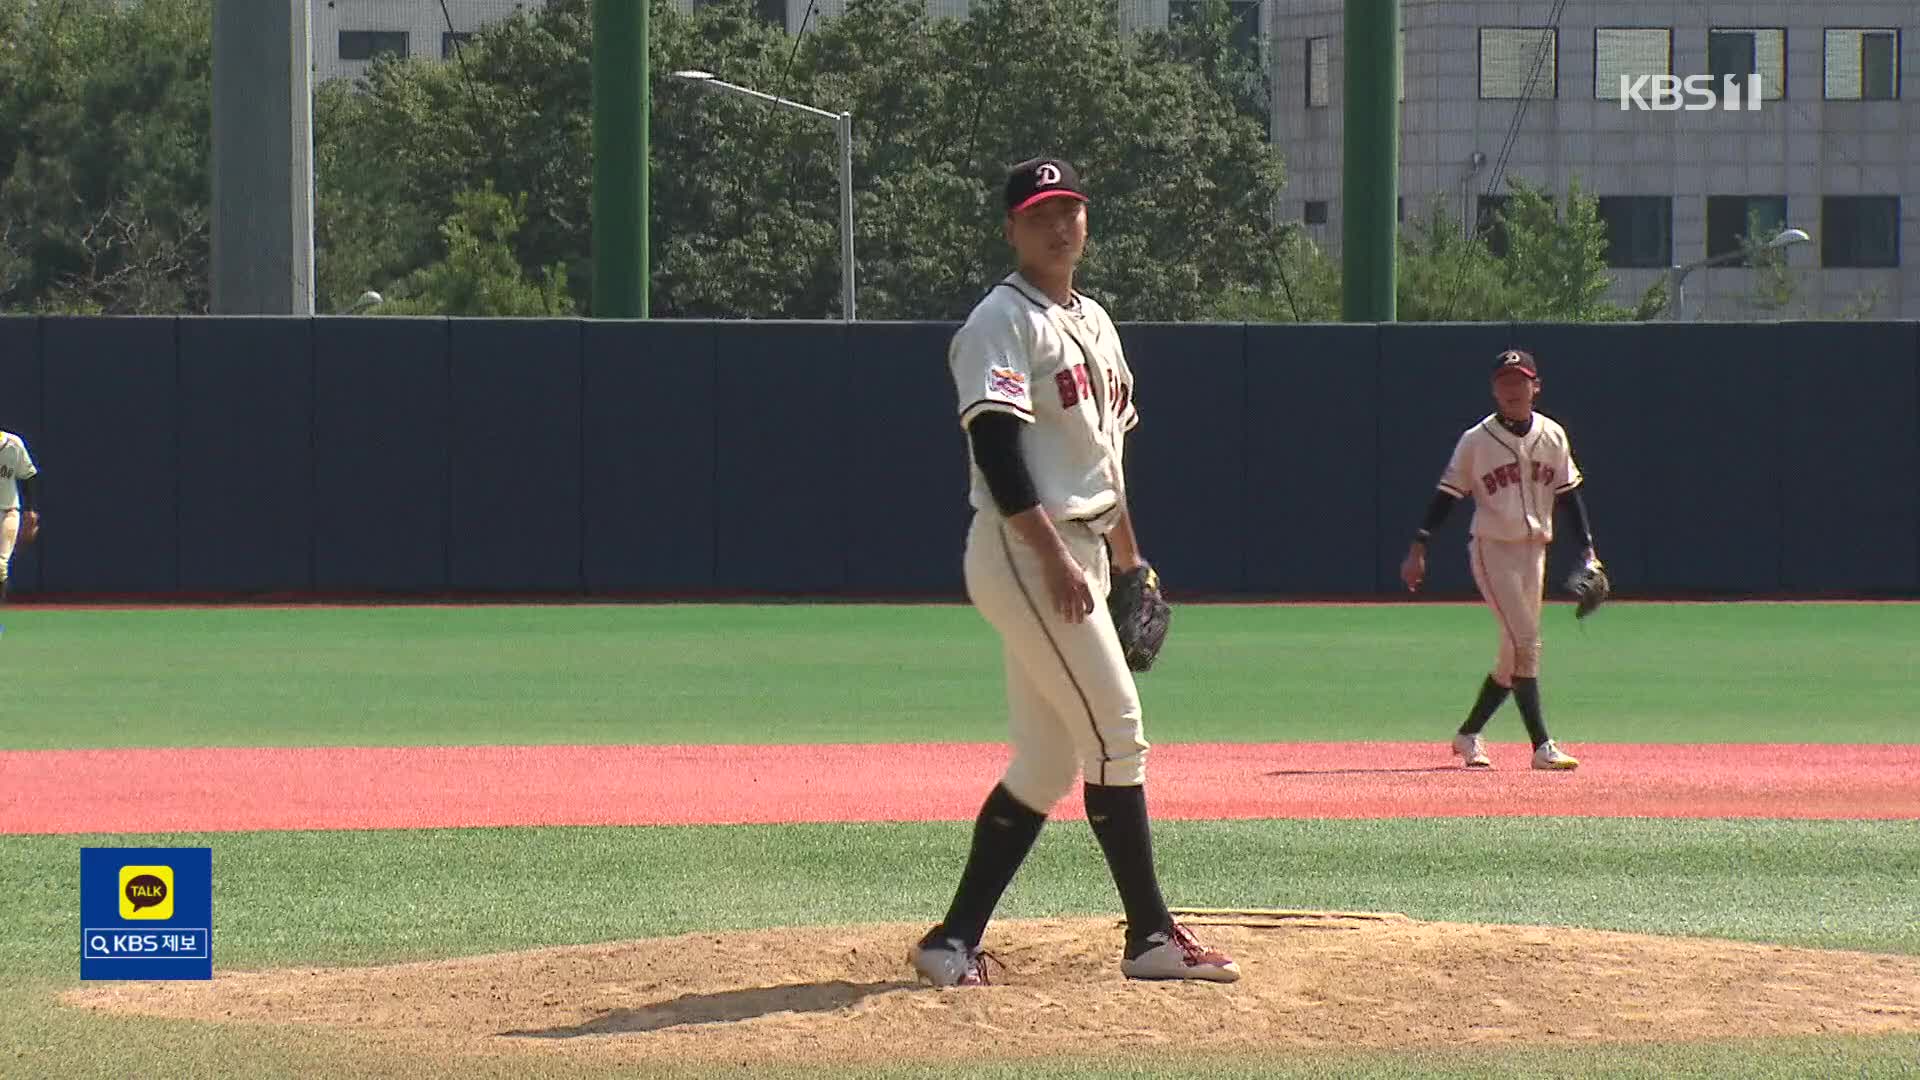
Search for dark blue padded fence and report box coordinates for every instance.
[0,315,1911,598]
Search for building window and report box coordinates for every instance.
[1821,197,1901,268]
[1597,197,1673,269]
[1709,29,1786,99]
[441,32,474,59]
[1707,196,1788,264]
[338,30,409,63]
[1476,194,1512,257]
[1825,29,1900,100]
[1304,200,1329,225]
[1595,28,1671,100]
[1479,28,1556,99]
[1307,36,1330,107]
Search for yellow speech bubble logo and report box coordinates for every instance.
[119,865,174,920]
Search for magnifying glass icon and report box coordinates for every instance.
[88,934,108,955]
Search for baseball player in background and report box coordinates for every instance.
[0,429,39,601]
[1399,350,1593,771]
[909,157,1239,987]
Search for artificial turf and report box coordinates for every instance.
[1,602,1913,749]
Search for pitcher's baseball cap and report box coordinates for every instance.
[1005,157,1089,214]
[1494,349,1539,379]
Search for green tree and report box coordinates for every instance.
[1495,178,1620,322]
[371,185,574,316]
[1732,210,1880,320]
[1207,226,1342,323]
[0,0,212,313]
[318,0,1291,320]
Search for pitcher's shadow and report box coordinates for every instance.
[501,978,920,1038]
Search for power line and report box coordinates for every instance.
[1441,2,1566,320]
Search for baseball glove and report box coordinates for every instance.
[1566,556,1610,619]
[1109,562,1171,672]
[15,511,37,547]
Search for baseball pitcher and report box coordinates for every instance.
[909,157,1238,988]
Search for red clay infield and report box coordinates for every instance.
[2,742,1914,834]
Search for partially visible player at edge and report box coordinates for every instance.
[910,157,1239,987]
[0,429,39,602]
[1399,350,1594,771]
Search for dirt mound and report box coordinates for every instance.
[62,912,1920,1068]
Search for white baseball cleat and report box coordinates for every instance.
[909,931,995,987]
[1120,923,1241,983]
[1531,740,1580,770]
[1452,733,1492,768]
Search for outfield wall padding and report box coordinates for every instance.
[1,315,1913,598]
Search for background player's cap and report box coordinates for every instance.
[1493,349,1539,379]
[1005,157,1089,214]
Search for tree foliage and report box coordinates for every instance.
[315,0,1291,320]
[0,0,212,313]
[371,185,574,316]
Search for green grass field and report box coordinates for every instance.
[2,602,1914,748]
[4,603,1917,1078]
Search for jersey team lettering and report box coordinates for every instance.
[1481,460,1557,497]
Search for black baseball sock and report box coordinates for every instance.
[1512,676,1551,748]
[935,783,1047,948]
[1457,675,1511,736]
[1083,782,1173,945]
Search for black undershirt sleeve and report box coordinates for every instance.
[1415,490,1459,541]
[967,411,1040,517]
[1557,485,1594,550]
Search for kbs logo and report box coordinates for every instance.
[1619,73,1764,112]
[1481,461,1556,497]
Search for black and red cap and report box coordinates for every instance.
[1494,349,1539,380]
[1005,157,1089,214]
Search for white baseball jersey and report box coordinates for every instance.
[0,432,37,512]
[1437,413,1582,544]
[949,273,1138,529]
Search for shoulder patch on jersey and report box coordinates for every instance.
[987,366,1027,397]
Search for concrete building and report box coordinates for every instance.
[311,0,546,84]
[1271,1,1917,319]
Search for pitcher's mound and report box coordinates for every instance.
[62,912,1920,1067]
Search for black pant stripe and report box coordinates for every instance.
[999,525,1111,783]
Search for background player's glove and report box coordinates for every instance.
[16,510,37,547]
[1566,555,1610,620]
[1109,562,1171,671]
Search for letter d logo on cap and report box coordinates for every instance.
[120,865,174,920]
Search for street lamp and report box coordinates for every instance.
[339,290,383,315]
[1667,227,1810,320]
[672,69,856,321]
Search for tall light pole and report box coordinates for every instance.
[672,70,856,321]
[1668,227,1811,320]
